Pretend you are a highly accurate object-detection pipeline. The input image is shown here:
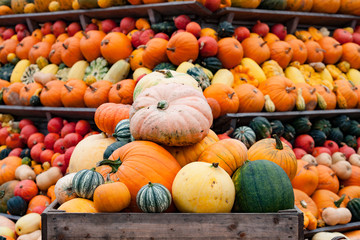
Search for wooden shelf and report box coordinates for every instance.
[304,222,360,238]
[0,213,20,222]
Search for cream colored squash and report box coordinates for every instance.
[36,167,63,191]
[302,154,317,165]
[332,152,346,164]
[68,133,116,173]
[0,226,15,238]
[15,164,36,180]
[331,161,352,180]
[315,153,332,167]
[17,230,41,240]
[15,213,41,236]
[0,216,15,232]
[349,153,360,167]
[172,162,235,213]
[54,173,77,204]
[211,69,234,87]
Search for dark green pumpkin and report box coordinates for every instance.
[308,130,327,146]
[258,0,287,10]
[20,148,31,159]
[186,66,210,91]
[346,120,360,137]
[328,128,344,145]
[112,119,131,142]
[198,57,223,73]
[153,62,176,71]
[0,180,19,213]
[217,21,235,38]
[103,141,127,159]
[29,91,42,106]
[78,0,98,8]
[312,118,332,136]
[291,117,312,134]
[21,157,32,166]
[0,63,14,81]
[249,116,272,141]
[0,148,11,160]
[151,21,176,35]
[233,126,256,149]
[270,120,284,137]
[283,123,296,142]
[7,196,27,216]
[347,198,360,222]
[136,182,172,213]
[344,135,357,149]
[72,169,105,199]
[232,160,294,213]
[331,115,351,132]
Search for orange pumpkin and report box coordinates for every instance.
[333,79,358,109]
[294,189,318,218]
[56,33,69,43]
[15,36,40,60]
[258,76,297,112]
[108,79,135,104]
[28,41,51,64]
[129,48,144,71]
[0,39,18,64]
[166,32,199,66]
[100,32,133,64]
[287,39,308,64]
[242,36,270,65]
[341,165,360,187]
[94,103,131,134]
[217,37,243,69]
[80,30,106,62]
[19,82,43,106]
[312,0,340,13]
[295,83,317,110]
[305,40,324,63]
[317,37,343,64]
[61,79,87,107]
[58,198,98,213]
[49,42,63,65]
[314,85,336,110]
[200,28,218,41]
[84,80,112,108]
[0,79,10,89]
[206,97,221,119]
[316,165,339,193]
[93,181,131,212]
[341,43,360,69]
[31,29,42,40]
[338,186,360,206]
[0,156,22,185]
[291,160,318,196]
[3,82,24,106]
[339,0,360,16]
[142,38,169,69]
[311,189,345,213]
[344,230,360,240]
[96,141,181,211]
[26,195,51,214]
[40,80,65,107]
[42,34,56,45]
[234,83,264,113]
[61,37,83,67]
[47,185,56,203]
[268,41,293,69]
[263,33,280,45]
[203,83,239,116]
[286,0,313,11]
[247,136,297,181]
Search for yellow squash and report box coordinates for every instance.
[240,58,266,83]
[212,69,234,87]
[40,64,59,74]
[67,60,89,80]
[103,59,130,83]
[176,61,195,73]
[285,66,305,84]
[10,60,31,83]
[347,69,360,86]
[262,60,284,79]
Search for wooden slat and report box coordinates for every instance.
[0,213,20,222]
[304,222,360,238]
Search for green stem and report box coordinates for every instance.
[300,200,307,209]
[334,194,346,208]
[212,162,219,168]
[148,181,153,187]
[273,134,283,150]
[96,158,122,174]
[157,100,169,110]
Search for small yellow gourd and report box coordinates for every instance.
[261,60,284,79]
[316,92,327,110]
[296,88,306,111]
[212,69,233,87]
[337,61,351,73]
[264,95,275,112]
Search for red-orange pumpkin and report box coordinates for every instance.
[84,80,112,108]
[80,30,106,62]
[15,36,40,60]
[268,40,293,69]
[108,79,135,104]
[287,39,308,64]
[28,42,51,64]
[40,80,64,107]
[317,37,343,64]
[242,36,270,65]
[305,40,324,63]
[100,32,133,64]
[94,103,131,134]
[234,83,264,112]
[142,38,169,69]
[61,37,84,67]
[295,83,317,110]
[217,37,243,69]
[203,83,239,116]
[166,32,199,66]
[341,43,360,69]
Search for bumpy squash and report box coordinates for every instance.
[136,182,171,213]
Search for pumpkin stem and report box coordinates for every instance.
[157,100,169,110]
[96,158,122,174]
[331,237,347,240]
[19,43,23,47]
[24,86,29,92]
[285,48,292,54]
[105,173,113,183]
[62,43,67,50]
[309,88,316,95]
[212,162,219,168]
[334,43,341,48]
[316,48,326,53]
[260,41,268,47]
[166,47,175,52]
[33,45,39,49]
[158,70,173,78]
[64,84,73,92]
[89,85,97,92]
[83,32,89,39]
[101,39,109,46]
[0,190,4,198]
[0,46,4,51]
[199,41,205,50]
[273,134,283,150]
[116,84,121,90]
[300,200,308,209]
[334,194,346,208]
[285,86,296,93]
[228,92,235,99]
[304,163,317,169]
[44,85,49,91]
[148,181,153,187]
[252,88,258,94]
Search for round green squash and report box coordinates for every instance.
[347,198,360,222]
[186,66,210,91]
[72,169,105,200]
[328,127,344,146]
[270,120,284,137]
[312,118,332,136]
[258,0,287,10]
[153,63,176,71]
[347,120,360,137]
[198,57,223,74]
[217,21,235,38]
[20,148,31,159]
[249,116,272,141]
[233,126,256,149]
[291,117,312,134]
[136,182,172,213]
[232,160,294,213]
[283,123,296,142]
[331,115,351,132]
[0,180,19,213]
[112,119,131,142]
[0,148,11,160]
[103,141,127,159]
[308,130,327,146]
[344,135,357,149]
[7,196,27,216]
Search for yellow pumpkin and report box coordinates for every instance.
[58,198,98,213]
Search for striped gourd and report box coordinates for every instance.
[112,119,131,142]
[136,182,172,213]
[233,126,256,149]
[72,169,104,199]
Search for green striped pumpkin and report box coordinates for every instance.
[291,117,312,134]
[233,126,256,149]
[308,130,327,146]
[332,115,351,132]
[312,119,332,136]
[270,120,284,137]
[347,120,360,137]
[112,119,131,142]
[249,116,272,140]
[186,67,210,91]
[232,160,294,213]
[347,198,360,221]
[72,169,104,200]
[136,182,172,213]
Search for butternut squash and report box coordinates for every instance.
[315,153,332,167]
[349,154,360,167]
[322,207,352,226]
[331,161,352,180]
[332,152,346,164]
[15,165,36,181]
[36,167,63,191]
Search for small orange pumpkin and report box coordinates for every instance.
[341,165,360,187]
[108,79,135,104]
[234,83,264,113]
[217,37,243,69]
[338,186,360,206]
[305,40,324,63]
[242,36,270,65]
[203,83,239,116]
[312,0,340,13]
[287,39,308,64]
[316,165,339,194]
[333,79,358,109]
[0,156,22,185]
[268,40,293,69]
[0,39,18,64]
[61,79,87,107]
[94,103,131,134]
[129,48,144,71]
[142,38,169,69]
[15,36,40,60]
[295,83,317,111]
[84,80,112,108]
[314,85,336,110]
[317,37,343,64]
[341,43,360,69]
[40,80,65,107]
[19,82,43,106]
[49,42,63,65]
[28,41,51,64]
[3,82,24,106]
[291,160,318,196]
[166,32,199,66]
[294,188,318,218]
[206,98,221,119]
[80,30,106,62]
[61,37,84,67]
[100,32,133,64]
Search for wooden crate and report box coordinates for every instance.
[42,200,304,240]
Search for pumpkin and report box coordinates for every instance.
[263,33,280,45]
[94,103,131,135]
[268,41,293,69]
[287,39,308,64]
[232,160,294,213]
[72,169,105,200]
[203,83,239,116]
[39,80,64,107]
[311,189,345,215]
[342,165,360,187]
[96,141,181,211]
[54,173,77,204]
[61,37,83,67]
[0,215,15,232]
[172,162,234,213]
[42,34,56,45]
[136,182,171,213]
[129,48,144,71]
[258,76,297,112]
[84,80,112,108]
[338,186,360,206]
[80,31,106,62]
[339,0,360,16]
[19,83,42,106]
[206,98,221,119]
[233,126,256,149]
[58,198,98,213]
[311,0,340,13]
[216,38,243,69]
[286,0,313,11]
[315,164,339,193]
[112,119,131,142]
[305,40,324,63]
[6,196,27,216]
[317,37,343,64]
[347,198,360,222]
[3,82,24,106]
[15,37,40,60]
[107,80,135,105]
[345,230,360,239]
[166,32,199,66]
[0,39,17,64]
[313,85,336,110]
[186,66,210,90]
[341,43,360,70]
[165,129,218,167]
[295,83,317,110]
[130,83,212,146]
[242,36,270,65]
[14,180,38,202]
[198,139,247,176]
[49,42,63,65]
[61,79,87,108]
[142,38,168,70]
[26,195,51,214]
[294,189,318,218]
[248,116,272,140]
[28,42,51,64]
[247,135,297,181]
[291,160,318,196]
[103,141,128,159]
[100,32,133,64]
[234,83,264,113]
[0,157,22,185]
[68,133,116,173]
[333,79,358,109]
[0,180,18,213]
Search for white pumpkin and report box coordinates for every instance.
[55,173,77,204]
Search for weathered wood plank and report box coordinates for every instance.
[0,213,20,222]
[304,222,360,238]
